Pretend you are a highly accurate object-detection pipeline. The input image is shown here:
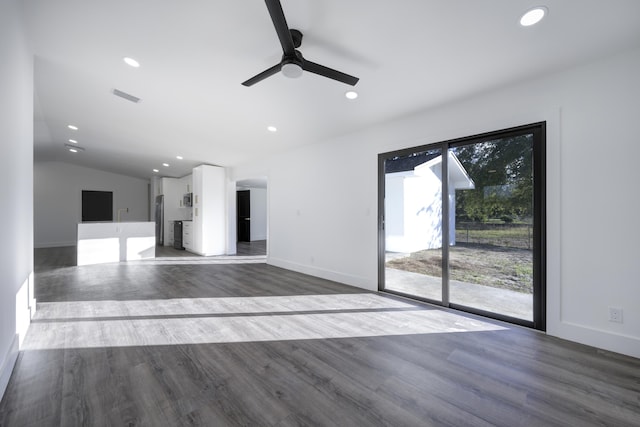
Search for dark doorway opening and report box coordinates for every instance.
[237,190,251,242]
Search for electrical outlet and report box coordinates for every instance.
[609,307,623,323]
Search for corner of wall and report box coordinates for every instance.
[268,256,377,292]
[0,0,34,404]
[0,334,19,401]
[0,271,34,403]
[553,322,640,359]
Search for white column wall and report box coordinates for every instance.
[0,0,34,401]
[192,165,226,256]
[232,47,640,358]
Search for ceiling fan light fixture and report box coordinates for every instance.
[345,91,358,100]
[242,1,359,87]
[281,62,303,79]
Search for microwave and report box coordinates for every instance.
[183,193,192,207]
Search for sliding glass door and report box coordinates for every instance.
[382,147,444,303]
[378,123,545,329]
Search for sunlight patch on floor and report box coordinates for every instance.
[131,255,266,265]
[24,294,506,350]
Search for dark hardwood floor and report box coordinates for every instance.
[155,240,267,258]
[1,247,639,426]
[236,240,266,256]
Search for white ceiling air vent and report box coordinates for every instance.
[112,88,141,103]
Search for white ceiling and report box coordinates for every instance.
[25,0,640,179]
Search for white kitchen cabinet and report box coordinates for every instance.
[166,220,174,246]
[190,165,226,255]
[182,221,193,250]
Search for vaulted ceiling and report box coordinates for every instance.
[25,0,640,179]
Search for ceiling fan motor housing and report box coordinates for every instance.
[241,0,359,87]
[290,29,303,48]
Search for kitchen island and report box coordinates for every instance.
[77,222,155,266]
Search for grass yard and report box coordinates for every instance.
[386,225,534,293]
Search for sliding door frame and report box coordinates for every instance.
[378,122,546,330]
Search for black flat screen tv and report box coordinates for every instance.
[82,190,113,222]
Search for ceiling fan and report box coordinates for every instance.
[242,0,359,87]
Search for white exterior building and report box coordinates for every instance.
[385,152,474,253]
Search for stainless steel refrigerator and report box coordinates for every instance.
[155,195,164,245]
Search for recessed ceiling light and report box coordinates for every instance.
[267,126,277,132]
[345,91,358,100]
[176,155,183,160]
[68,125,78,130]
[520,6,547,27]
[65,143,84,152]
[163,163,170,167]
[68,139,78,144]
[153,169,159,173]
[123,57,140,68]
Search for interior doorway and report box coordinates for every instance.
[235,177,268,256]
[237,190,251,242]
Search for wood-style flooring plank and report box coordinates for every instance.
[1,247,639,426]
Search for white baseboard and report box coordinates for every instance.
[267,257,376,292]
[0,334,19,402]
[551,321,640,359]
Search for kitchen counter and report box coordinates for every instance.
[77,222,155,265]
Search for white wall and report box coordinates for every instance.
[250,188,267,241]
[0,0,34,400]
[232,47,640,358]
[34,161,150,247]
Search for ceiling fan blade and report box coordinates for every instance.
[242,63,282,87]
[301,59,359,86]
[265,0,296,56]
